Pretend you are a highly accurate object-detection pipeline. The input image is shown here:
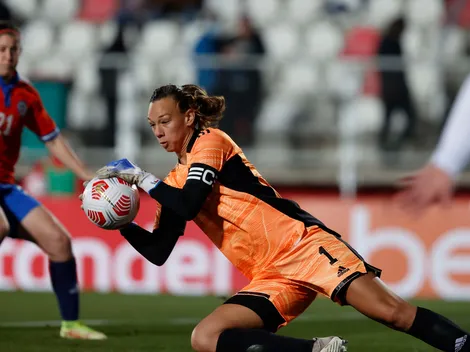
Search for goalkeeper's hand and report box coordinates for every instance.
[95,158,161,193]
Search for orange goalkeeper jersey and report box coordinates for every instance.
[153,128,324,280]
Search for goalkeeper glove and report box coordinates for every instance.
[95,158,160,193]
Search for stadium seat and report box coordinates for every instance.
[262,23,300,62]
[286,0,323,25]
[278,61,319,96]
[339,96,383,134]
[136,21,180,61]
[180,20,210,55]
[165,58,196,86]
[99,21,119,49]
[255,93,303,134]
[402,25,423,59]
[40,0,80,25]
[58,21,98,62]
[326,60,363,99]
[408,63,441,102]
[78,0,118,23]
[33,55,73,80]
[342,26,380,58]
[16,58,32,79]
[305,22,344,61]
[20,21,55,61]
[67,90,106,129]
[245,0,282,28]
[204,0,242,28]
[367,0,404,29]
[441,26,466,62]
[5,0,38,20]
[132,59,160,92]
[74,58,100,95]
[406,0,444,26]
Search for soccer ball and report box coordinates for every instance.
[82,177,140,230]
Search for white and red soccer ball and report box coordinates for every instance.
[82,177,140,230]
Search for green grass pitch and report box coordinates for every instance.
[1,291,469,351]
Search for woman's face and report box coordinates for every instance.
[147,97,195,153]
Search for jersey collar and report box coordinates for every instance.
[186,129,200,153]
[0,71,19,107]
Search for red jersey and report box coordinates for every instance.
[0,74,59,184]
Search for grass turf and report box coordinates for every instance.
[1,291,468,351]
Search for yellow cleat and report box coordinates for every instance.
[60,321,107,340]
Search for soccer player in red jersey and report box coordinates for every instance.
[0,22,106,340]
[93,84,470,351]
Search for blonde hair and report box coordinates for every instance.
[150,84,225,129]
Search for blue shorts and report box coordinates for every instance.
[0,184,40,237]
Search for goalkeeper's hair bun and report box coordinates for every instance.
[150,84,225,129]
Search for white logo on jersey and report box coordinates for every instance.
[187,166,216,186]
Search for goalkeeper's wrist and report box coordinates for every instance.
[138,173,161,193]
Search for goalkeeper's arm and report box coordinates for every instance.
[119,207,186,266]
[149,163,218,220]
[431,74,470,178]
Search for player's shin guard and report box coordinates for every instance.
[49,257,79,321]
[407,307,470,352]
[216,328,314,352]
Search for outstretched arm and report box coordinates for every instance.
[396,74,470,214]
[430,74,470,178]
[45,134,94,181]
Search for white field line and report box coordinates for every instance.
[0,312,366,328]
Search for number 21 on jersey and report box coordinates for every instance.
[0,112,13,136]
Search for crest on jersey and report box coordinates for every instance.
[17,101,27,117]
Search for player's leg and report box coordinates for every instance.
[3,186,106,340]
[345,273,470,352]
[0,205,10,244]
[301,225,470,352]
[192,283,346,352]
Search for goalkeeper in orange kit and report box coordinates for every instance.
[90,84,470,352]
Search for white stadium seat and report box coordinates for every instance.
[58,21,98,61]
[246,0,282,28]
[98,21,119,49]
[136,21,180,60]
[339,96,383,134]
[305,22,344,61]
[203,0,242,29]
[326,60,362,99]
[21,21,54,61]
[408,63,441,102]
[286,0,324,25]
[406,0,443,27]
[33,54,73,80]
[262,23,300,62]
[278,62,319,96]
[367,0,404,29]
[441,26,466,62]
[41,0,80,25]
[131,59,161,92]
[180,20,211,54]
[74,57,100,95]
[402,25,425,59]
[5,0,38,20]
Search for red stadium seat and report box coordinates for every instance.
[341,26,380,58]
[78,0,118,23]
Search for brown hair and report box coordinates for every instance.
[150,84,225,129]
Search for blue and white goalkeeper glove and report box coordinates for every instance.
[96,158,161,193]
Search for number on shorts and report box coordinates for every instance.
[319,246,338,265]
